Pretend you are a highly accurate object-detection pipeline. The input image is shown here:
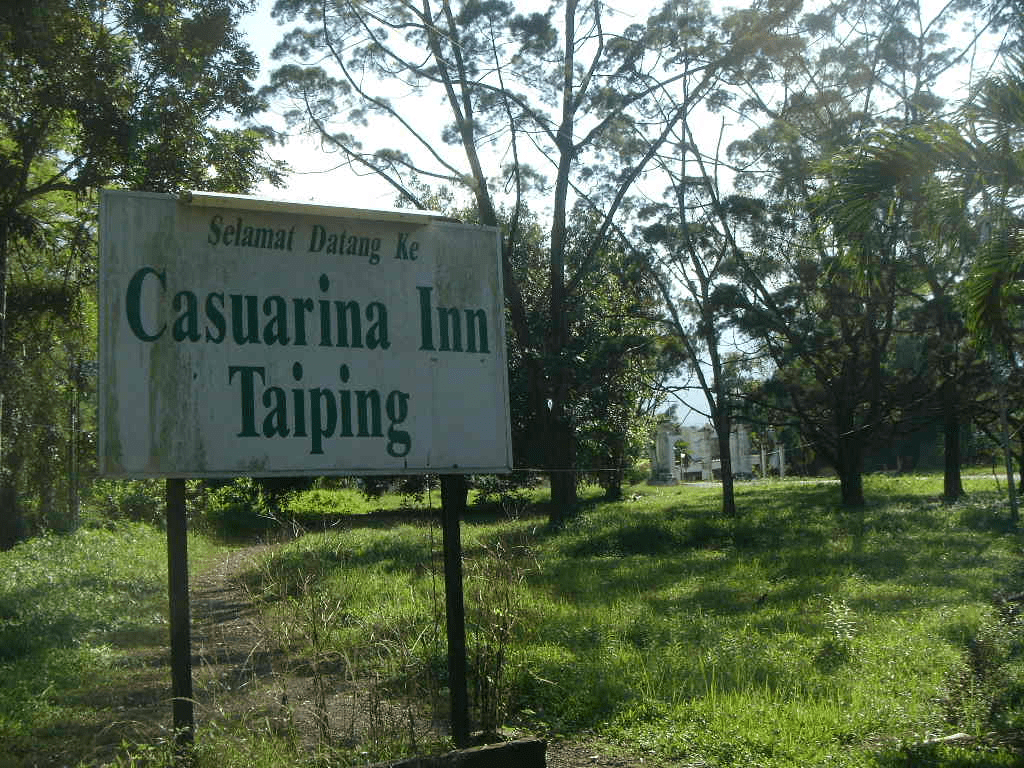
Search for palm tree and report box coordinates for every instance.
[814,54,1024,506]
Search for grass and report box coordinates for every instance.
[238,473,1024,766]
[0,522,222,767]
[1,473,1023,766]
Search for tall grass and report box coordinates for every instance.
[2,473,1022,767]
[0,522,222,766]
[238,474,1024,766]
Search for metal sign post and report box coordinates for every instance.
[440,474,470,747]
[165,478,194,749]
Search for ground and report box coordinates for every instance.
[181,542,666,767]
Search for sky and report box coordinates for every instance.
[240,0,999,208]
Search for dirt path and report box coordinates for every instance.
[185,543,666,768]
[190,545,278,693]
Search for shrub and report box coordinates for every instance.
[192,478,277,540]
[624,460,650,486]
[83,479,165,526]
[941,606,1024,734]
[358,475,437,507]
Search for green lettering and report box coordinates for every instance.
[204,293,225,343]
[335,301,362,348]
[356,390,382,437]
[262,296,290,345]
[126,266,166,342]
[293,298,313,346]
[365,302,389,350]
[230,294,260,345]
[262,386,289,437]
[208,215,223,245]
[172,290,200,342]
[386,390,411,457]
[310,388,337,454]
[417,286,434,351]
[309,224,325,252]
[228,365,265,437]
[464,309,489,354]
[437,306,461,352]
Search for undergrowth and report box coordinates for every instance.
[2,473,1023,767]
[221,473,1024,767]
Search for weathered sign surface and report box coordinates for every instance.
[99,190,512,477]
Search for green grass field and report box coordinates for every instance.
[2,474,1023,766]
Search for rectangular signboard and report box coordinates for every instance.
[99,190,512,477]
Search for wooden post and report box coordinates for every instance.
[166,478,195,750]
[440,474,470,748]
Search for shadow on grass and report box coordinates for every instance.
[869,743,1021,767]
[212,478,1024,753]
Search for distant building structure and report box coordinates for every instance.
[648,423,688,484]
[648,421,785,484]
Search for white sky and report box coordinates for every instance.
[241,0,998,206]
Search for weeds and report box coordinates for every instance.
[465,539,532,736]
[4,473,1024,767]
[941,606,1024,735]
[816,596,857,669]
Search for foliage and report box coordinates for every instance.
[808,40,1024,503]
[0,523,168,662]
[0,521,218,765]
[223,475,1023,765]
[4,475,1024,765]
[721,0,1007,506]
[940,606,1024,736]
[84,479,165,526]
[191,478,278,540]
[260,0,796,516]
[0,0,285,548]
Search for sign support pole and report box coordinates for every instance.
[440,474,470,748]
[166,478,195,752]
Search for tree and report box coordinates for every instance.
[262,0,792,521]
[567,220,683,500]
[724,0,999,506]
[639,127,772,516]
[816,47,1024,507]
[0,0,284,548]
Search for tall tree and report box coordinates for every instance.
[640,128,771,517]
[567,218,683,500]
[725,0,999,506]
[0,0,283,548]
[815,46,1024,504]
[262,0,791,521]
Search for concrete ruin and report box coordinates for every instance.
[648,421,785,484]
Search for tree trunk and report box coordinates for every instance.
[548,414,577,525]
[603,461,624,501]
[837,435,865,508]
[0,442,25,550]
[998,379,1018,525]
[0,481,20,550]
[602,430,626,501]
[715,414,737,517]
[1018,434,1024,489]
[0,217,20,550]
[942,383,965,501]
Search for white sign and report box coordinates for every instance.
[99,191,512,477]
